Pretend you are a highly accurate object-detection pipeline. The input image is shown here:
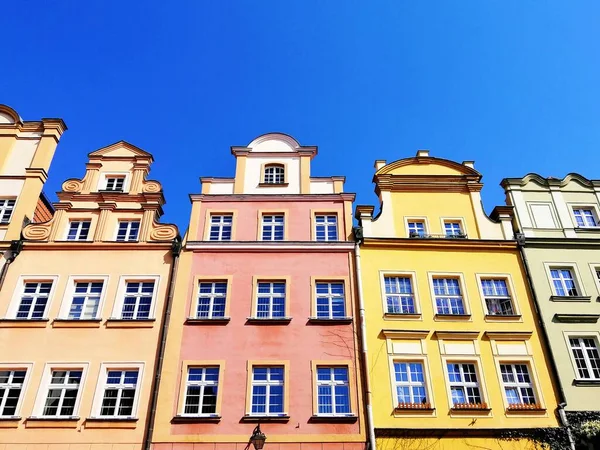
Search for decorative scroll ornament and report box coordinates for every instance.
[23,220,54,241]
[149,223,177,241]
[62,179,83,193]
[142,180,162,193]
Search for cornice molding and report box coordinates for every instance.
[434,331,480,340]
[190,193,356,202]
[381,329,429,339]
[502,173,600,189]
[484,331,533,340]
[185,241,354,252]
[21,241,174,251]
[360,237,518,251]
[374,174,483,195]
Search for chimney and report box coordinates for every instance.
[374,160,387,170]
[416,149,430,157]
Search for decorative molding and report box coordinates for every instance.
[381,329,429,339]
[62,179,83,193]
[22,218,54,241]
[435,331,479,340]
[484,331,533,340]
[553,314,600,323]
[142,180,162,193]
[149,223,178,242]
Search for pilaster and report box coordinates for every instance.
[94,203,117,242]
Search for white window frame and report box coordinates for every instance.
[110,276,160,320]
[5,276,59,320]
[181,366,220,417]
[99,172,129,192]
[0,198,16,224]
[315,366,352,416]
[590,264,600,294]
[440,217,466,237]
[66,220,92,241]
[569,204,600,228]
[392,360,429,406]
[0,363,33,418]
[544,263,585,297]
[380,271,420,315]
[90,362,144,419]
[387,355,434,412]
[208,214,233,241]
[428,273,470,316]
[314,281,346,319]
[475,274,520,317]
[255,281,286,319]
[249,366,286,416]
[115,220,141,242]
[443,360,485,407]
[498,362,538,406]
[261,214,285,241]
[58,276,109,320]
[263,165,285,184]
[566,335,600,381]
[195,281,228,319]
[405,217,428,238]
[32,363,89,418]
[314,214,339,241]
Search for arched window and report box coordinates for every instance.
[263,164,285,184]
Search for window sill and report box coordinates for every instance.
[0,318,49,328]
[573,379,600,386]
[384,313,421,320]
[25,416,79,428]
[105,318,156,328]
[185,317,231,325]
[574,227,600,232]
[84,417,138,428]
[258,183,289,188]
[485,314,522,321]
[307,317,353,325]
[394,404,435,415]
[240,414,290,423]
[505,405,546,415]
[308,414,358,423]
[171,415,221,423]
[450,404,491,415]
[246,317,292,325]
[0,416,21,428]
[434,314,471,321]
[53,319,102,328]
[550,295,592,302]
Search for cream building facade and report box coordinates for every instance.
[503,174,600,449]
[0,141,179,449]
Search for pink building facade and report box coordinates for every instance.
[151,134,366,450]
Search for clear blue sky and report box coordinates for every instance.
[2,1,599,231]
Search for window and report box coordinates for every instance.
[104,176,125,191]
[196,282,227,319]
[315,215,338,241]
[569,337,600,380]
[263,165,285,184]
[408,221,426,237]
[99,370,138,417]
[573,207,598,228]
[394,362,428,406]
[256,282,286,319]
[251,367,284,415]
[261,215,284,241]
[209,215,232,241]
[0,199,15,224]
[447,363,483,406]
[16,281,53,319]
[384,276,416,314]
[120,281,155,320]
[315,282,345,319]
[67,221,91,241]
[316,367,351,415]
[444,221,463,237]
[433,278,466,315]
[481,279,515,315]
[116,221,140,242]
[550,268,579,296]
[0,370,26,417]
[68,281,103,320]
[500,364,536,406]
[42,370,82,417]
[183,367,219,415]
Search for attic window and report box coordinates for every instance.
[104,176,125,192]
[263,164,285,185]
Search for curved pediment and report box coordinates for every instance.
[376,156,481,178]
[512,172,597,189]
[0,104,22,125]
[88,140,153,160]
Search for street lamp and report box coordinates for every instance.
[249,424,267,450]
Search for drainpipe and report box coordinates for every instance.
[353,231,376,450]
[143,237,182,450]
[517,240,575,450]
[0,240,24,292]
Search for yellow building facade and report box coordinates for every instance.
[0,141,179,449]
[355,151,561,450]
